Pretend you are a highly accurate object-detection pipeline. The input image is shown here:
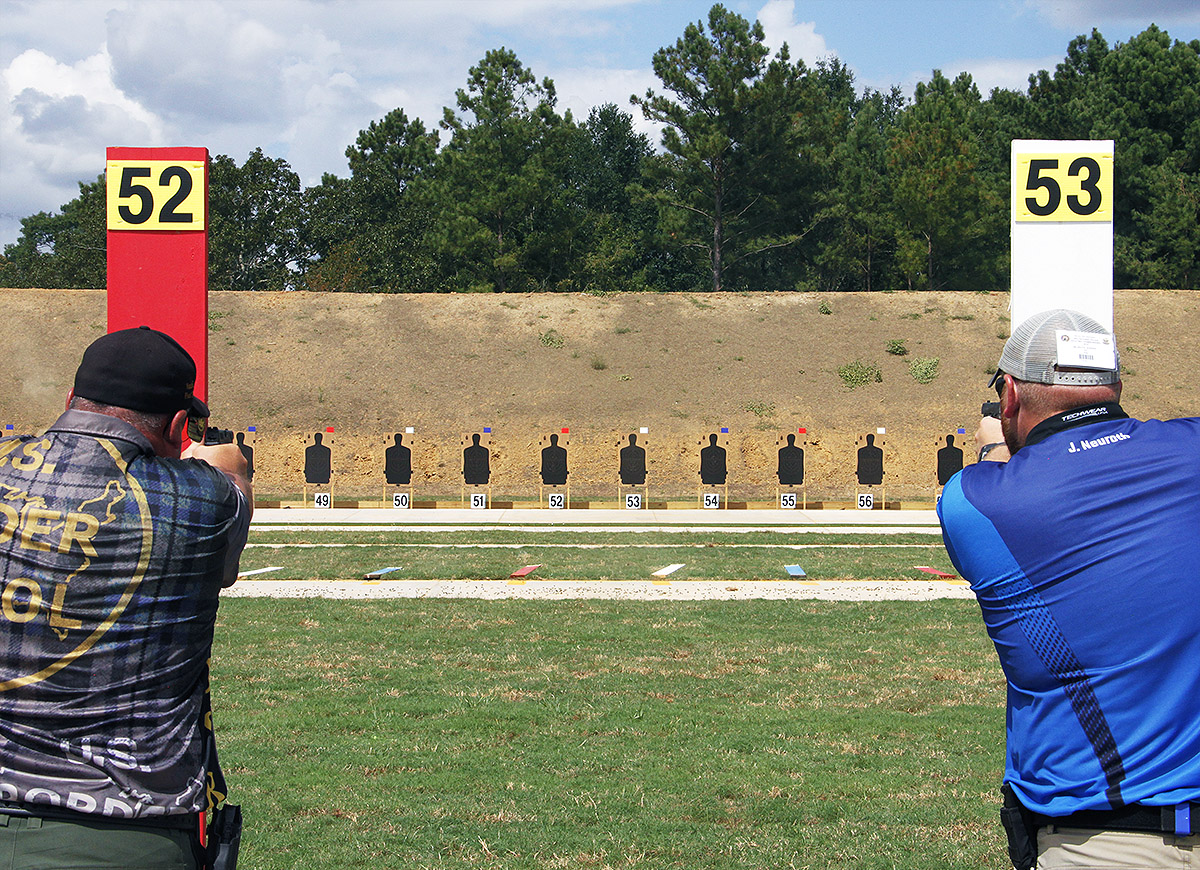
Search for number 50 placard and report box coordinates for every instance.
[106,160,206,230]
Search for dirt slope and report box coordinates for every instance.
[2,288,1195,504]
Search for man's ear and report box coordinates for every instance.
[1001,375,1021,419]
[66,389,75,411]
[166,409,189,450]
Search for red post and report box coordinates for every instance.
[106,146,209,401]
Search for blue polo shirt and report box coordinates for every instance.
[938,404,1200,816]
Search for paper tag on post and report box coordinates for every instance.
[1056,330,1116,371]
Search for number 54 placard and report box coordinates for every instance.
[106,160,206,230]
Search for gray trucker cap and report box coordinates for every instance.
[988,309,1120,388]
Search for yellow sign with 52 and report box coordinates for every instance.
[106,160,206,231]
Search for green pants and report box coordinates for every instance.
[0,813,200,870]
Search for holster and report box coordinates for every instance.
[1000,784,1037,870]
[205,803,242,870]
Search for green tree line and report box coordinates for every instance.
[3,7,1196,292]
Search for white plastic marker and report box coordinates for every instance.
[238,566,284,578]
[652,563,685,577]
[364,566,404,580]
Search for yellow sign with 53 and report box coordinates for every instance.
[106,160,206,231]
[1015,152,1113,222]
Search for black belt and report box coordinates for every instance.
[0,801,197,832]
[1033,802,1200,838]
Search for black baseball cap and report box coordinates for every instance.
[74,326,210,418]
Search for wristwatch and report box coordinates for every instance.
[977,442,1004,462]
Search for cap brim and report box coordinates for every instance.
[987,369,1003,388]
[189,396,210,419]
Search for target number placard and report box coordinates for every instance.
[857,493,874,510]
[779,492,797,510]
[625,493,642,511]
[313,492,331,509]
[1015,153,1112,222]
[703,492,720,509]
[548,492,565,510]
[470,492,488,510]
[106,160,206,230]
[392,492,410,510]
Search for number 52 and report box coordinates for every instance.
[107,161,205,230]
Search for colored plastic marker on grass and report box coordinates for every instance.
[914,566,957,579]
[510,564,541,578]
[364,566,404,580]
[784,564,807,577]
[238,566,284,578]
[651,563,685,578]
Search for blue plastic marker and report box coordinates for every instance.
[785,565,807,577]
[364,566,404,580]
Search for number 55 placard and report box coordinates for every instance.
[106,160,206,231]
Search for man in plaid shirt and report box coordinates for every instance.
[0,326,252,869]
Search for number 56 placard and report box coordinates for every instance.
[106,160,206,231]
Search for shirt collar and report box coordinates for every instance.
[46,409,155,455]
[1025,402,1129,448]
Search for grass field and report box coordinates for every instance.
[237,527,957,583]
[215,521,1010,870]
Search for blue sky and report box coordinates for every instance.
[2,0,1197,248]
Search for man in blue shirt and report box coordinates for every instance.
[938,309,1200,869]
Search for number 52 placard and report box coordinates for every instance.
[106,160,206,230]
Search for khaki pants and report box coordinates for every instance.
[0,813,200,870]
[1038,826,1200,868]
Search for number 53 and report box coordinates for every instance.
[1017,153,1112,222]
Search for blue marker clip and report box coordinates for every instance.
[1175,803,1192,838]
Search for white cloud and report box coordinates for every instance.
[961,55,1063,94]
[551,65,663,143]
[756,0,832,65]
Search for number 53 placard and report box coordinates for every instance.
[1015,152,1113,222]
[106,160,206,230]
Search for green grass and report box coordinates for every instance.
[212,598,1007,869]
[238,529,955,582]
[836,360,882,390]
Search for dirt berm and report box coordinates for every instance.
[2,288,1195,506]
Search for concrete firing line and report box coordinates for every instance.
[224,579,974,601]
